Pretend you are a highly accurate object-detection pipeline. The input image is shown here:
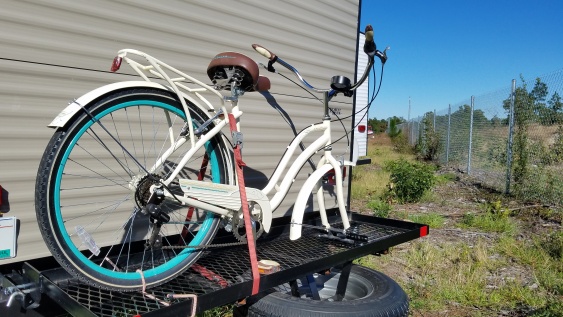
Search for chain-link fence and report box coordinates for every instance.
[398,69,563,206]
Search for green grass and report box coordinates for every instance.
[407,212,446,229]
[350,165,390,200]
[402,238,554,315]
[351,138,416,201]
[366,199,392,217]
[458,212,517,235]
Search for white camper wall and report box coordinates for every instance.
[354,32,369,157]
[0,0,360,263]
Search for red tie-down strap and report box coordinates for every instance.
[228,113,260,295]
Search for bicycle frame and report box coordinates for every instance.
[128,49,353,237]
[158,112,350,240]
[54,49,354,241]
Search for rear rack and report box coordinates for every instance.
[1,212,427,317]
[114,49,226,147]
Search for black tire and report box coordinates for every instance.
[244,265,409,317]
[35,88,231,291]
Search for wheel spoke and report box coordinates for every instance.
[37,89,227,290]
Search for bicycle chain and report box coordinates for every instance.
[161,211,264,250]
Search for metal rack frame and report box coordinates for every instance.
[1,211,428,317]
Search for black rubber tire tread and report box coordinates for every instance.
[35,88,229,291]
[245,265,409,317]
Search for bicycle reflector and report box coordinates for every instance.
[110,56,122,72]
[323,167,347,185]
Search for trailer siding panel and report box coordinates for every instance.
[0,0,360,263]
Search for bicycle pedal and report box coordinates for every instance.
[345,232,368,243]
[317,233,356,246]
[316,230,368,246]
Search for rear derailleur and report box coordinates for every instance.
[137,182,170,250]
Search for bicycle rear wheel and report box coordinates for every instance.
[35,88,231,291]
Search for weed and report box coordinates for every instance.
[514,166,563,206]
[435,172,457,185]
[529,298,563,317]
[197,305,233,317]
[540,230,563,260]
[459,212,517,234]
[484,200,511,219]
[367,199,392,218]
[497,235,563,300]
[458,200,516,234]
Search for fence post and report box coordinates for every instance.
[467,96,475,174]
[446,104,451,165]
[505,79,516,194]
[433,109,436,132]
[419,117,424,149]
[409,120,413,145]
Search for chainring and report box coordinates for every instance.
[232,202,265,243]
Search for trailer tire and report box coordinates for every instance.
[240,265,409,317]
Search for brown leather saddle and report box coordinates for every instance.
[207,51,270,92]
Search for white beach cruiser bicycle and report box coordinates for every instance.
[35,25,388,291]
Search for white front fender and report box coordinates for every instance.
[48,81,170,128]
[289,163,335,240]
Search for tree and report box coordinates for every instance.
[530,77,548,104]
[548,91,563,112]
[530,77,553,125]
[548,92,563,124]
[503,76,533,184]
[367,118,387,133]
[387,117,403,138]
[416,111,440,161]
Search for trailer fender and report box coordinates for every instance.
[48,81,172,128]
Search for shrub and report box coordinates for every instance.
[384,159,436,203]
[391,132,413,154]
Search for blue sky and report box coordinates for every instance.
[361,0,563,120]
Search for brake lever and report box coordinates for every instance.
[375,46,390,64]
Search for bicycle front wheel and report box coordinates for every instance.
[35,88,231,291]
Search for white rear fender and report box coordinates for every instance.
[48,81,172,128]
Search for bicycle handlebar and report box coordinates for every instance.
[252,44,276,61]
[252,24,387,95]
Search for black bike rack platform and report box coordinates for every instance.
[2,212,428,317]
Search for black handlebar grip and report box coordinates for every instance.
[252,44,277,61]
[363,24,376,56]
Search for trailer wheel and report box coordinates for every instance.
[238,264,409,317]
